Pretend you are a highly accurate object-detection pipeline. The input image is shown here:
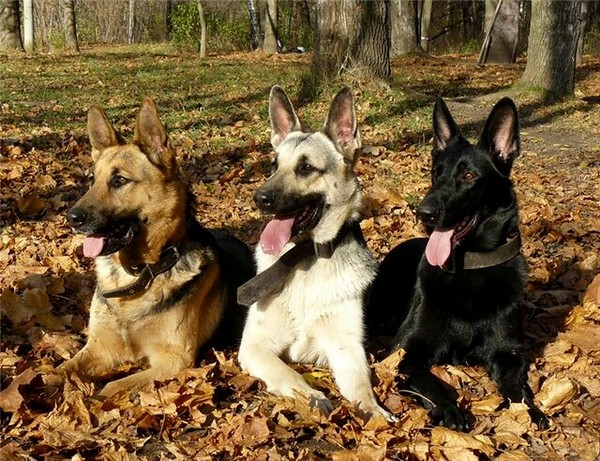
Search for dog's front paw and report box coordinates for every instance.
[430,404,471,431]
[98,381,129,399]
[529,406,550,430]
[357,401,397,423]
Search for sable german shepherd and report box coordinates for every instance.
[61,98,255,397]
[237,86,392,421]
[367,97,548,430]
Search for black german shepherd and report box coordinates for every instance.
[367,97,548,431]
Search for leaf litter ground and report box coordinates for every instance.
[1,46,599,460]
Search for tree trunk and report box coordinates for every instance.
[127,0,135,44]
[61,0,79,52]
[0,0,23,51]
[484,0,498,36]
[247,0,260,50]
[576,0,589,66]
[259,0,277,54]
[197,0,206,58]
[166,0,173,40]
[420,0,432,52]
[391,0,422,56]
[520,0,581,98]
[312,0,391,83]
[479,0,519,64]
[23,0,33,52]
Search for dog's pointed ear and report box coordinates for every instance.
[432,97,460,152]
[323,86,361,164]
[87,105,122,162]
[479,97,520,175]
[269,85,302,149]
[134,98,176,175]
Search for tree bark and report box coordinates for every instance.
[479,0,519,64]
[61,0,79,52]
[247,0,260,50]
[23,0,33,52]
[576,0,589,66]
[127,0,135,44]
[0,0,23,51]
[390,0,422,56]
[197,0,206,58]
[420,0,432,52]
[312,0,391,83]
[259,0,277,54]
[520,0,581,98]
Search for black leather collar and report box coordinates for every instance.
[237,222,359,307]
[102,246,181,299]
[442,234,521,273]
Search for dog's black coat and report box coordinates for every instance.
[368,97,548,431]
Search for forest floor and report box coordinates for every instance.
[1,46,599,460]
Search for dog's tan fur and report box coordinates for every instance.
[60,99,251,397]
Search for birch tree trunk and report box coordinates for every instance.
[127,0,135,44]
[23,0,33,52]
[197,0,206,58]
[420,0,432,52]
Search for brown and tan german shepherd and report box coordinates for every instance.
[60,98,254,398]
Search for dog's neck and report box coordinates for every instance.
[237,222,361,306]
[103,245,182,299]
[442,234,521,273]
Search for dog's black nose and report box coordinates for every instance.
[253,190,273,210]
[416,203,438,225]
[68,207,87,228]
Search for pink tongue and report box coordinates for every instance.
[259,216,296,255]
[425,228,455,267]
[83,236,105,258]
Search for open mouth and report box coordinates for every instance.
[425,214,479,268]
[259,202,323,255]
[82,221,139,258]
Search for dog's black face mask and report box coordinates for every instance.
[67,207,139,257]
[253,187,324,255]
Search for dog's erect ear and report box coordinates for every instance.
[269,85,302,149]
[134,98,176,175]
[479,97,520,175]
[87,105,122,162]
[323,86,361,164]
[432,97,460,152]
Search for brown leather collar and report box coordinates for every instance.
[442,234,521,273]
[102,246,181,299]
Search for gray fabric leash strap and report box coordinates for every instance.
[237,223,358,307]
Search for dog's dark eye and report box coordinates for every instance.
[87,171,95,182]
[109,174,130,189]
[270,158,278,174]
[298,162,316,176]
[463,171,476,182]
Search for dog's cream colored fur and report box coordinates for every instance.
[239,86,392,421]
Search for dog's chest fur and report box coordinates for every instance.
[254,238,376,363]
[93,244,216,323]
